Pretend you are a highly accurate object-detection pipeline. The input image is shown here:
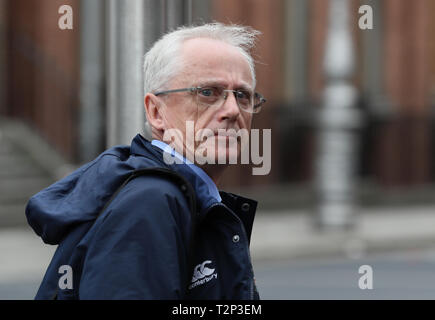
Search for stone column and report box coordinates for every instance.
[106,0,191,146]
[313,0,362,230]
[106,0,147,147]
[79,0,105,161]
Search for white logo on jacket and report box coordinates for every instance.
[189,260,218,290]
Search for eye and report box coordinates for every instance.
[199,87,218,97]
[236,90,251,100]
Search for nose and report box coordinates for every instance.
[219,91,240,121]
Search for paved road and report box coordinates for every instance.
[2,227,435,300]
[254,248,435,299]
[0,227,56,299]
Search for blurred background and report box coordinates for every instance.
[2,0,435,299]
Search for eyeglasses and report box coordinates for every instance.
[154,86,266,114]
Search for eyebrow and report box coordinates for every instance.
[195,79,253,92]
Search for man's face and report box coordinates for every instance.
[157,37,254,166]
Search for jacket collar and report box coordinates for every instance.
[131,134,258,238]
[220,191,258,244]
[131,134,220,214]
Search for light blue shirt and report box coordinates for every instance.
[151,140,222,202]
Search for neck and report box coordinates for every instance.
[151,134,225,186]
[200,164,227,187]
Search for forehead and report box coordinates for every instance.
[177,38,253,89]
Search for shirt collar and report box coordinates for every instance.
[151,140,222,202]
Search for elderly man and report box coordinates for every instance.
[26,23,266,300]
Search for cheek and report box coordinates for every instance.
[240,113,252,131]
[193,108,216,131]
[165,100,197,128]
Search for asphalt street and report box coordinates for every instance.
[1,225,435,300]
[254,248,435,299]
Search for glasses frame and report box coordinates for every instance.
[154,86,266,114]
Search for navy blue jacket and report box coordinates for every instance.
[26,134,259,300]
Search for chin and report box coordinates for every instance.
[215,145,239,164]
[195,134,242,165]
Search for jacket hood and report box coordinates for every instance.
[26,134,219,245]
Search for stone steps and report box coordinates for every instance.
[0,120,60,228]
[0,176,53,203]
[0,155,48,178]
[0,204,29,228]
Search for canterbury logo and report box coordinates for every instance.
[191,260,215,282]
[189,260,218,290]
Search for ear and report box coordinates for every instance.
[144,93,165,131]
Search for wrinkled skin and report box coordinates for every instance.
[145,38,254,185]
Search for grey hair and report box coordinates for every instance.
[143,22,261,96]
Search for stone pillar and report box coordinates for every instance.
[284,0,309,103]
[313,0,362,230]
[106,0,191,147]
[106,0,146,147]
[79,0,105,161]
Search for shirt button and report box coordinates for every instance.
[232,235,240,243]
[180,184,187,192]
[241,202,250,212]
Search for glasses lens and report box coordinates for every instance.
[196,87,223,107]
[235,90,254,112]
[195,87,264,114]
[251,93,265,114]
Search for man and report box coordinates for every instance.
[26,23,266,300]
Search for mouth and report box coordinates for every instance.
[212,129,240,139]
[213,133,241,147]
